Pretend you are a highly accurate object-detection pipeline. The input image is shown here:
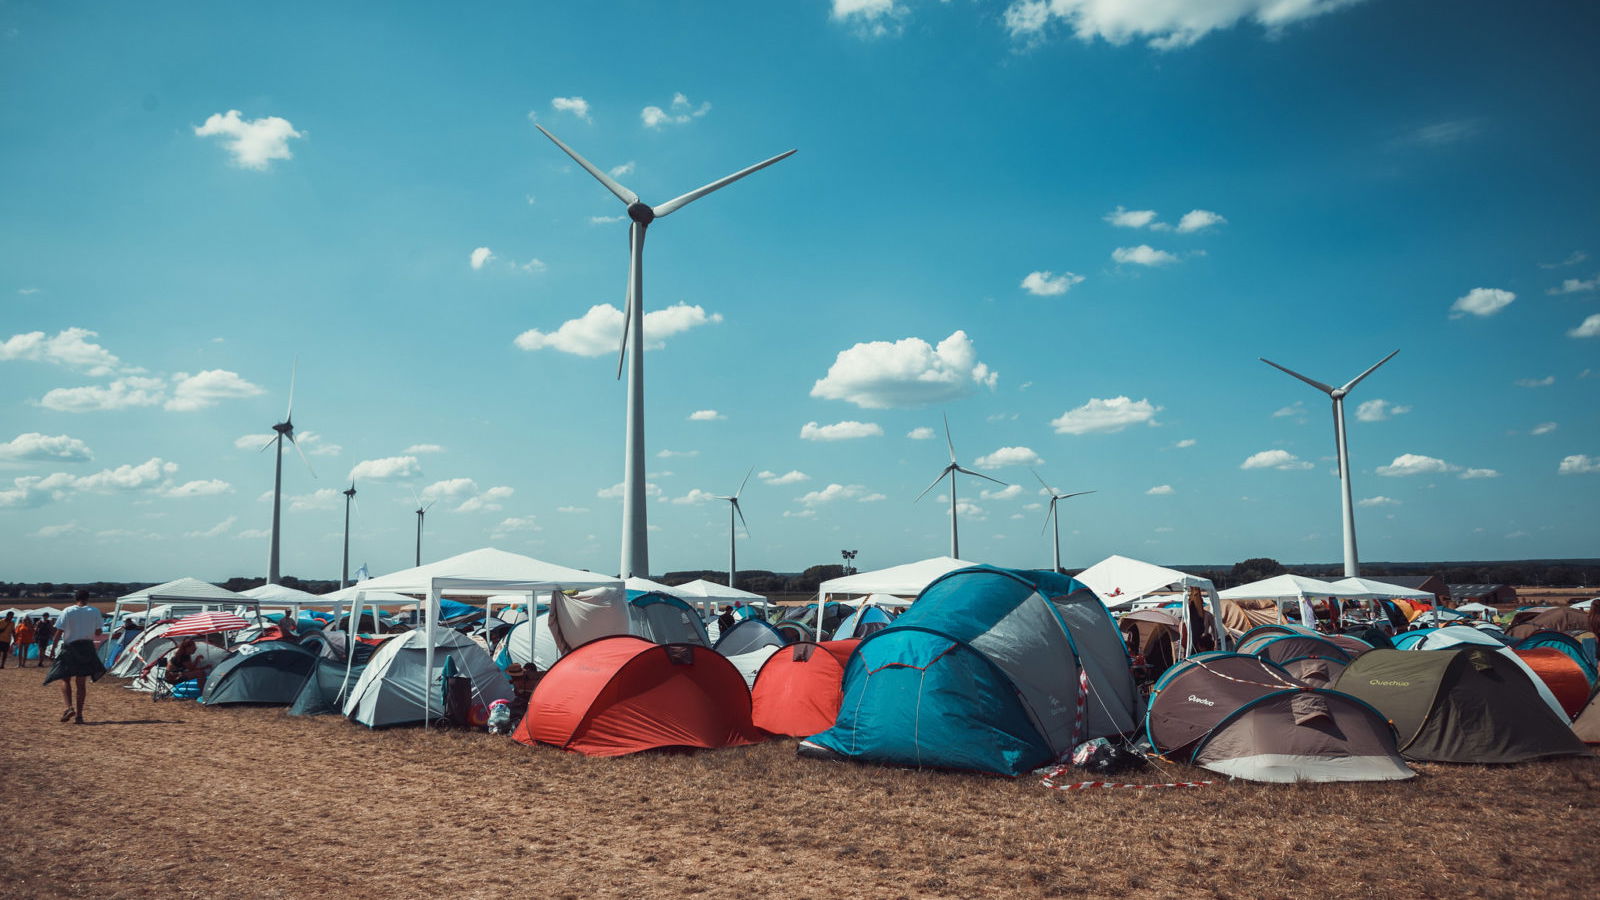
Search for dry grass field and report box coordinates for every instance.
[0,663,1595,900]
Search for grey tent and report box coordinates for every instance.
[1335,648,1589,763]
[201,641,318,706]
[289,657,370,716]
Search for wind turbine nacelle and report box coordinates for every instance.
[627,202,655,225]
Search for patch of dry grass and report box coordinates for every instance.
[0,665,1594,899]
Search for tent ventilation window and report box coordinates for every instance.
[665,645,695,666]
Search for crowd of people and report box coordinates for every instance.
[0,607,60,668]
[1,592,108,724]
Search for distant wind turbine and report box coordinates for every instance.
[534,124,795,579]
[412,490,436,568]
[1259,349,1399,578]
[914,414,1006,559]
[1032,471,1094,573]
[716,468,753,591]
[340,481,357,589]
[260,361,315,584]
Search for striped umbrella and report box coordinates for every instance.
[163,612,250,637]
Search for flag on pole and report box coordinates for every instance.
[355,563,369,582]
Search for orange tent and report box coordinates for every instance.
[750,640,859,738]
[1514,648,1591,720]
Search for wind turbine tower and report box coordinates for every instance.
[341,481,357,588]
[1259,350,1399,578]
[534,125,795,578]
[915,415,1007,559]
[1032,471,1094,573]
[261,363,315,584]
[413,495,435,568]
[716,468,753,591]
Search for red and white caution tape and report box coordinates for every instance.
[1041,775,1213,791]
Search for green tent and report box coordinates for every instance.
[1335,648,1587,763]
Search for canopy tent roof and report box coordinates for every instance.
[1219,574,1377,602]
[118,577,248,605]
[623,576,681,595]
[1075,555,1217,608]
[318,586,424,606]
[672,579,766,601]
[1330,577,1434,600]
[1454,602,1497,613]
[840,593,914,609]
[239,583,320,602]
[818,556,976,601]
[350,548,619,597]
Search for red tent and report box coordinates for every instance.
[750,639,860,738]
[513,636,762,756]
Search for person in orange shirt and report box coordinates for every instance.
[13,617,35,667]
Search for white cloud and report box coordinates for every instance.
[1355,398,1412,422]
[830,0,906,37]
[782,508,816,519]
[1273,401,1306,419]
[185,516,237,539]
[641,92,710,128]
[287,488,340,511]
[234,434,273,450]
[38,376,166,412]
[349,456,421,482]
[514,302,722,356]
[194,110,303,170]
[688,409,724,421]
[670,488,718,506]
[1175,209,1226,233]
[32,521,86,539]
[1020,270,1085,296]
[1397,119,1483,147]
[759,470,809,485]
[1558,455,1600,475]
[1051,396,1161,435]
[1104,206,1159,228]
[589,215,625,225]
[1174,438,1196,449]
[608,161,634,178]
[1449,287,1514,319]
[160,479,233,498]
[1530,422,1558,436]
[907,426,935,440]
[458,485,514,513]
[1241,449,1314,471]
[491,516,542,538]
[73,457,177,493]
[421,478,477,504]
[1459,468,1499,480]
[656,449,699,458]
[598,481,660,499]
[236,528,270,540]
[1001,0,1365,50]
[810,330,997,409]
[973,446,1042,469]
[165,369,264,411]
[800,420,884,441]
[952,500,986,520]
[1112,245,1179,266]
[550,96,591,122]
[797,483,872,506]
[557,506,589,514]
[0,327,125,375]
[471,247,494,270]
[1374,453,1492,479]
[1514,376,1555,388]
[1146,484,1174,495]
[0,433,92,463]
[980,484,1024,501]
[1358,496,1400,507]
[1547,274,1599,295]
[4,457,184,508]
[1541,251,1588,269]
[404,444,445,454]
[1569,314,1600,339]
[517,258,547,274]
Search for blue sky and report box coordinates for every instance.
[2,0,1597,582]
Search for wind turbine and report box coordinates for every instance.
[1259,349,1400,578]
[914,414,1007,559]
[534,124,795,579]
[1032,471,1094,573]
[340,481,357,588]
[260,362,315,584]
[412,491,436,568]
[716,468,753,591]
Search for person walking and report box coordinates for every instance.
[0,611,14,668]
[44,592,105,724]
[14,617,34,667]
[34,613,55,664]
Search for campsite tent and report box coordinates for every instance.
[831,604,893,641]
[712,618,786,656]
[200,640,319,706]
[1514,631,1598,687]
[806,566,1139,777]
[111,578,249,627]
[816,556,976,636]
[342,629,512,728]
[1330,577,1434,600]
[513,636,763,756]
[673,579,768,617]
[239,583,320,604]
[1512,648,1593,719]
[749,640,859,738]
[1335,648,1589,763]
[493,613,560,671]
[289,657,370,716]
[1236,629,1358,685]
[627,592,711,646]
[1575,692,1600,744]
[1076,555,1230,653]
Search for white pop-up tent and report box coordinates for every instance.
[815,556,977,637]
[1074,554,1231,653]
[624,575,681,595]
[1329,577,1434,600]
[1221,574,1380,631]
[673,579,769,617]
[112,578,251,626]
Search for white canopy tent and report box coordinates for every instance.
[1220,574,1380,632]
[1329,577,1434,600]
[673,578,769,616]
[1074,554,1231,653]
[240,583,320,602]
[840,592,914,609]
[111,578,250,626]
[624,575,681,595]
[816,556,976,638]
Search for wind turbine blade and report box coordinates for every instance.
[735,466,754,499]
[733,499,750,536]
[286,357,298,420]
[424,499,437,512]
[1259,357,1335,395]
[914,466,954,503]
[942,412,956,463]
[1031,468,1054,495]
[954,465,1007,487]
[533,124,639,205]
[258,435,277,453]
[616,223,637,381]
[1059,490,1096,500]
[1339,349,1400,393]
[651,148,797,218]
[289,435,317,479]
[1041,498,1056,535]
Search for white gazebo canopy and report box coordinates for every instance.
[1075,554,1229,653]
[840,592,914,609]
[353,547,615,596]
[817,556,976,638]
[240,583,320,602]
[1219,573,1376,602]
[674,578,765,601]
[1329,577,1434,600]
[112,578,251,624]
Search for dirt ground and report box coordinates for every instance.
[0,664,1595,899]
